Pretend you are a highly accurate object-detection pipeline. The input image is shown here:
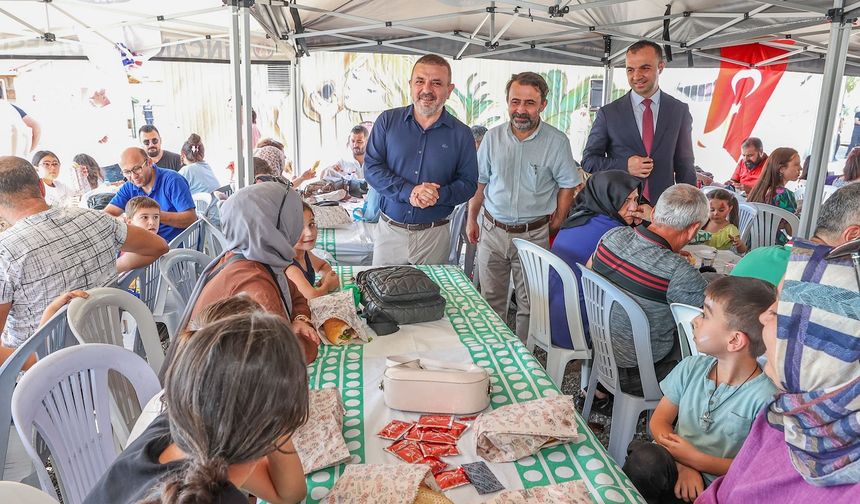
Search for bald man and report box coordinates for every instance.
[104,147,196,242]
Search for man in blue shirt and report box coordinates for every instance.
[364,54,478,265]
[104,147,196,242]
[466,72,581,343]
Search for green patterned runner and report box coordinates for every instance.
[303,267,364,503]
[315,228,337,260]
[418,265,644,504]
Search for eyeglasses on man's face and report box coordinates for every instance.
[142,138,160,146]
[121,163,146,178]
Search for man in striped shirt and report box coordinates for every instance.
[590,184,708,395]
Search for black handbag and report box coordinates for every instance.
[355,266,446,335]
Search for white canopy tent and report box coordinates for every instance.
[2,0,859,237]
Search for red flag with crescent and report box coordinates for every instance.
[704,42,792,159]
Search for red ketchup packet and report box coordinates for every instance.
[457,415,478,422]
[448,421,468,439]
[419,441,461,457]
[419,456,448,475]
[435,467,470,490]
[385,439,424,463]
[418,414,454,429]
[405,427,458,445]
[377,420,414,440]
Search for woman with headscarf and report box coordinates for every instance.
[189,182,320,363]
[697,239,860,503]
[254,141,317,187]
[548,170,644,349]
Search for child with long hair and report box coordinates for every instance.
[85,313,310,504]
[286,201,339,300]
[702,189,747,253]
[747,147,801,213]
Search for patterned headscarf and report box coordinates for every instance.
[768,239,860,486]
[253,145,285,176]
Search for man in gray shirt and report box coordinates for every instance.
[589,184,708,394]
[466,72,580,343]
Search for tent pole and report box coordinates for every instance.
[240,2,254,188]
[799,0,850,238]
[602,63,614,106]
[292,59,302,176]
[230,2,245,189]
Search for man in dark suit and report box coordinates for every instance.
[582,40,696,203]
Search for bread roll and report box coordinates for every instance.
[321,318,355,345]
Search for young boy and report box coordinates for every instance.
[623,277,778,504]
[125,196,160,234]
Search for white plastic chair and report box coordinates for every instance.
[200,217,227,257]
[159,248,213,335]
[169,219,204,252]
[192,192,212,215]
[822,184,838,202]
[737,202,757,244]
[514,239,591,390]
[670,303,703,359]
[0,482,58,504]
[0,307,76,481]
[578,265,663,465]
[746,202,800,250]
[67,287,164,446]
[11,344,160,504]
[447,203,468,265]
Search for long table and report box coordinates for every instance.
[314,222,376,266]
[300,265,644,504]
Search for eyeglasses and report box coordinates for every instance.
[142,138,160,146]
[121,164,146,178]
[39,161,60,168]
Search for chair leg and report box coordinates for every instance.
[580,360,592,395]
[545,351,567,389]
[607,398,644,466]
[580,370,600,422]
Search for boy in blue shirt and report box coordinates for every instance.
[623,276,778,503]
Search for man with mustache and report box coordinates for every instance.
[139,124,183,171]
[725,137,767,193]
[465,72,581,343]
[364,54,478,265]
[582,40,696,203]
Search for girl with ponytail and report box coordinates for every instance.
[84,313,310,504]
[178,133,221,195]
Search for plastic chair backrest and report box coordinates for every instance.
[700,186,722,196]
[192,192,212,215]
[670,303,703,359]
[66,287,164,373]
[11,344,160,504]
[168,219,204,252]
[159,248,214,311]
[176,250,228,335]
[578,265,661,401]
[822,184,838,202]
[748,202,800,249]
[0,307,76,481]
[737,202,757,244]
[200,218,227,258]
[447,203,468,265]
[0,481,58,504]
[514,239,588,352]
[113,260,161,315]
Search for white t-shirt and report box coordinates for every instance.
[320,154,363,180]
[43,179,77,207]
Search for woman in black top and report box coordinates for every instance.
[85,313,309,504]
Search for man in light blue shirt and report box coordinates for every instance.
[466,72,581,343]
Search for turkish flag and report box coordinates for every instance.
[704,42,792,159]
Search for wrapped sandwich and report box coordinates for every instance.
[309,290,370,345]
[322,318,356,346]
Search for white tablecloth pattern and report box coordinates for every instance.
[299,265,644,504]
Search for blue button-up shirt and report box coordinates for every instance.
[364,105,478,224]
[479,121,581,224]
[109,165,195,242]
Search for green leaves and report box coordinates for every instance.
[447,72,501,127]
[539,69,595,134]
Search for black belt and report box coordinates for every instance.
[483,209,549,234]
[381,213,449,231]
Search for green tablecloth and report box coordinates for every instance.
[300,265,643,504]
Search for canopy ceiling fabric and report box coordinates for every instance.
[0,0,293,64]
[253,0,860,74]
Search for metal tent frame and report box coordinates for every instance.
[1,0,858,234]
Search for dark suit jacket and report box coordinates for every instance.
[582,90,696,202]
